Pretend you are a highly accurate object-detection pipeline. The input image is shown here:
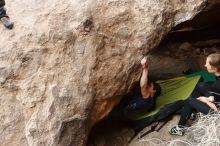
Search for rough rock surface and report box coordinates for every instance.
[0,0,206,145]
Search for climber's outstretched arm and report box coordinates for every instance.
[140,57,151,98]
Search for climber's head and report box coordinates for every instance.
[205,53,220,75]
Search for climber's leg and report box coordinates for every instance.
[0,0,13,29]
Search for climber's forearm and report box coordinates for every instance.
[140,69,150,97]
[205,101,218,112]
[140,69,148,87]
[198,96,218,112]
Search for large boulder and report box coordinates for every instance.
[0,0,206,145]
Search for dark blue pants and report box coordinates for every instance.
[178,98,211,126]
[0,0,7,18]
[191,82,212,98]
[0,0,5,7]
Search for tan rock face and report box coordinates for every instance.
[0,0,206,145]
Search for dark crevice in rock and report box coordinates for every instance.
[162,25,220,43]
[87,117,135,146]
[172,0,220,31]
[58,117,88,146]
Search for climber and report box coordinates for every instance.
[111,56,161,117]
[0,0,13,29]
[170,53,220,136]
[135,56,161,111]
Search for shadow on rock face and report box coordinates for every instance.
[87,117,135,146]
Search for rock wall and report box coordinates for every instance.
[0,0,206,145]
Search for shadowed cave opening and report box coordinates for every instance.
[87,5,220,146]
